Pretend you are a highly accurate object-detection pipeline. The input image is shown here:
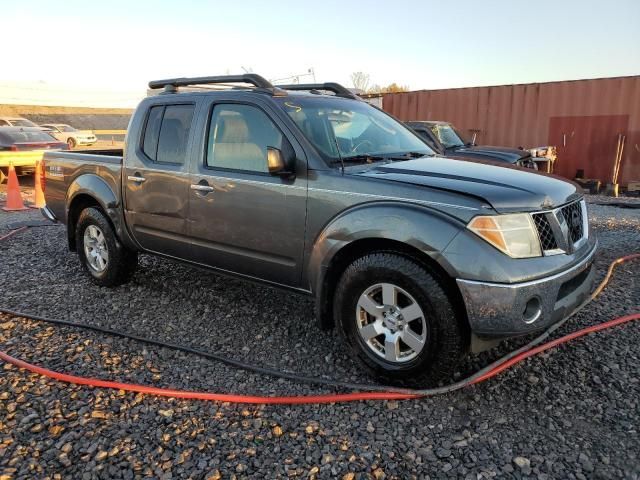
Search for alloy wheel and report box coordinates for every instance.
[355,282,428,363]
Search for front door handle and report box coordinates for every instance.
[191,184,215,193]
[127,175,146,183]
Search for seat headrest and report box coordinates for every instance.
[218,115,250,143]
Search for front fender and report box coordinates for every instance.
[307,202,465,295]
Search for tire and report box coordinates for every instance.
[67,137,77,149]
[75,207,138,287]
[334,252,466,387]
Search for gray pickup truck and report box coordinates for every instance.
[41,74,597,386]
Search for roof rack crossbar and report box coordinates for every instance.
[278,83,359,100]
[148,74,275,91]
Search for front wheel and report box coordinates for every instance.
[67,137,77,149]
[334,253,466,387]
[75,207,138,287]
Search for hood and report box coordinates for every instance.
[75,130,95,137]
[450,144,531,163]
[355,156,580,213]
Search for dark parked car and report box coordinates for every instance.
[42,75,596,386]
[0,127,68,183]
[406,120,538,169]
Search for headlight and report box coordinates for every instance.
[468,213,542,258]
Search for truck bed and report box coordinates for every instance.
[43,149,124,225]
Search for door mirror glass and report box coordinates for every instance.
[267,146,294,176]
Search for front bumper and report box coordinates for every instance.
[456,239,598,337]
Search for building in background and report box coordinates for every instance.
[382,75,640,187]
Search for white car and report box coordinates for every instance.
[0,116,41,128]
[40,123,97,149]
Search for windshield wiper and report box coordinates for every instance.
[384,151,433,160]
[338,151,433,165]
[339,154,386,164]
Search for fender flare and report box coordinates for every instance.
[306,201,465,328]
[65,174,137,251]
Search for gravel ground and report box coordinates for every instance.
[0,199,639,479]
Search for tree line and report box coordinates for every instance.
[350,72,409,94]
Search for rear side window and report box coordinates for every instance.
[142,104,194,165]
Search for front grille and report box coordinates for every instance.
[532,200,586,254]
[559,201,584,243]
[532,213,558,251]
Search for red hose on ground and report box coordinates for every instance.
[0,220,638,404]
[1,314,637,404]
[471,312,640,384]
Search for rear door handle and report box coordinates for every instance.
[127,175,146,183]
[191,184,215,193]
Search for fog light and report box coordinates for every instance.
[523,297,542,324]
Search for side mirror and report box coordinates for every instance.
[267,146,295,177]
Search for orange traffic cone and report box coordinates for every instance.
[31,160,46,209]
[2,162,28,212]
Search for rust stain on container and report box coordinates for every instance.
[384,76,640,185]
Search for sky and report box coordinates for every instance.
[1,0,639,107]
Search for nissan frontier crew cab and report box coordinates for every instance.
[41,74,597,386]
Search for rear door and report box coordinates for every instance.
[186,99,308,287]
[123,101,197,257]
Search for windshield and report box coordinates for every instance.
[277,97,434,163]
[60,125,77,132]
[9,119,38,127]
[429,124,466,149]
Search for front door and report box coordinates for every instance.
[123,102,196,258]
[187,101,307,287]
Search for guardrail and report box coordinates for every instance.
[93,130,127,135]
[93,130,126,146]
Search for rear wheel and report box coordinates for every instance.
[334,252,466,387]
[67,137,77,149]
[75,207,137,287]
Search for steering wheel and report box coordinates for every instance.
[351,140,375,153]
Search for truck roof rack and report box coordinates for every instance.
[148,74,286,96]
[277,83,360,100]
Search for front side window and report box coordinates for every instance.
[207,104,283,173]
[141,104,194,165]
